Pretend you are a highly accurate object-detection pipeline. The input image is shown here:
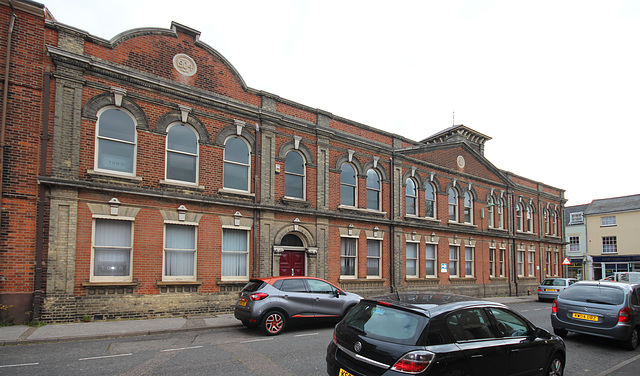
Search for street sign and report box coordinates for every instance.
[441,263,448,273]
[562,257,571,265]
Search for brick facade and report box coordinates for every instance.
[0,0,566,324]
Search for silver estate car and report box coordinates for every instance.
[551,281,640,350]
[234,276,361,335]
[538,278,577,302]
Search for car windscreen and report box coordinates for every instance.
[241,280,265,292]
[342,302,427,345]
[542,279,564,286]
[559,285,625,305]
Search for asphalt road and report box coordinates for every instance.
[2,301,640,375]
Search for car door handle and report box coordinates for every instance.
[511,349,519,352]
[315,297,320,301]
[283,295,289,299]
[471,354,483,358]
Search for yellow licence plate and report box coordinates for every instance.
[572,312,599,322]
[339,369,354,376]
[545,288,558,292]
[238,300,247,306]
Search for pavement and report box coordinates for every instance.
[0,294,538,346]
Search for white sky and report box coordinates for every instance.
[41,0,640,206]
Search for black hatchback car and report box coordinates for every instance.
[327,292,566,376]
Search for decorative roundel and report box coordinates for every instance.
[173,54,197,77]
[457,155,466,168]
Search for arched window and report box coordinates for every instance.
[340,163,357,206]
[223,136,250,191]
[526,205,534,233]
[284,151,305,199]
[366,169,381,211]
[425,183,436,218]
[281,234,304,247]
[95,108,136,175]
[166,123,198,184]
[544,209,550,234]
[552,211,558,235]
[487,196,495,228]
[406,178,418,215]
[448,187,458,222]
[464,191,473,224]
[516,203,523,231]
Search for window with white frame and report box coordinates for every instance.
[95,108,136,175]
[164,224,196,281]
[544,210,550,234]
[406,178,418,216]
[498,199,505,229]
[569,212,583,224]
[425,243,436,277]
[526,205,533,233]
[166,123,198,184]
[448,188,458,222]
[223,136,250,191]
[366,239,381,278]
[340,237,357,277]
[489,248,496,277]
[499,248,506,277]
[406,242,418,278]
[284,150,305,199]
[425,183,436,218]
[517,250,525,277]
[569,236,580,252]
[554,250,559,276]
[464,192,473,224]
[221,228,249,280]
[552,211,558,235]
[516,203,523,231]
[465,247,474,277]
[449,245,459,277]
[528,251,535,276]
[340,163,357,207]
[366,169,381,211]
[487,197,495,228]
[603,236,617,253]
[546,251,551,277]
[601,216,616,226]
[91,218,133,282]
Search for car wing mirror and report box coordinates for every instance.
[535,327,551,339]
[334,290,341,298]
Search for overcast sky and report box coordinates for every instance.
[42,0,640,206]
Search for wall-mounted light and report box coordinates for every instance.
[234,211,242,226]
[109,198,121,216]
[411,231,416,241]
[431,232,435,242]
[177,205,188,221]
[348,224,353,236]
[293,218,300,232]
[373,226,379,238]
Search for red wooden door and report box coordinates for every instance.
[279,251,306,276]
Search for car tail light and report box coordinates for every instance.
[552,299,557,313]
[619,307,631,323]
[391,351,435,374]
[250,292,269,301]
[333,329,337,344]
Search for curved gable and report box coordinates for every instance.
[83,22,255,104]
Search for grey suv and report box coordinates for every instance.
[233,276,361,335]
[551,281,640,350]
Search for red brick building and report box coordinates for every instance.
[0,0,566,323]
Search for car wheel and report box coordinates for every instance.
[261,311,286,335]
[553,327,568,338]
[623,327,639,350]
[545,354,564,376]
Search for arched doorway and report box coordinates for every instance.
[279,234,306,276]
